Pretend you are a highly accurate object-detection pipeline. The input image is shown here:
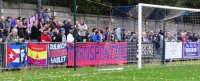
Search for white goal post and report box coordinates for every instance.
[137,3,200,69]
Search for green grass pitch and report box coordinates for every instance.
[1,61,200,81]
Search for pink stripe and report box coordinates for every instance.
[27,56,46,66]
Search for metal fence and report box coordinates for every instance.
[0,42,137,72]
[1,41,198,72]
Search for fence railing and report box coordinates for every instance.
[0,41,198,72]
[0,42,131,72]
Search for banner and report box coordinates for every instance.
[165,42,182,59]
[48,43,67,65]
[6,43,27,67]
[28,43,47,66]
[183,42,199,58]
[142,43,154,57]
[68,42,127,66]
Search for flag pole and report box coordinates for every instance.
[73,0,77,71]
[162,8,167,65]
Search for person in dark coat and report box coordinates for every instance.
[17,23,27,40]
[153,33,161,49]
[30,21,40,42]
[52,28,62,42]
[63,19,72,37]
[153,33,161,55]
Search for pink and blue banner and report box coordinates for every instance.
[67,42,128,66]
[183,42,199,58]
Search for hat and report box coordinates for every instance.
[61,28,65,31]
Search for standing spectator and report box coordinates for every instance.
[44,8,52,22]
[142,32,150,43]
[13,19,20,28]
[182,33,189,43]
[165,32,174,42]
[158,33,163,55]
[44,22,51,32]
[99,29,104,42]
[127,32,137,42]
[121,29,126,42]
[57,22,64,32]
[67,30,74,43]
[111,28,116,42]
[90,28,97,42]
[40,7,45,20]
[78,19,88,42]
[0,16,6,42]
[17,22,27,39]
[188,32,193,41]
[103,27,110,42]
[22,18,30,42]
[92,30,101,43]
[60,28,67,43]
[177,30,182,41]
[38,18,45,30]
[30,21,40,42]
[192,33,198,42]
[5,16,12,36]
[116,27,121,42]
[17,17,22,22]
[6,28,24,43]
[10,17,15,29]
[40,29,51,42]
[158,30,164,35]
[153,32,161,55]
[63,19,72,37]
[22,18,27,28]
[52,28,62,42]
[38,18,45,39]
[0,16,4,42]
[147,31,154,42]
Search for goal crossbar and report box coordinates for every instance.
[139,3,200,12]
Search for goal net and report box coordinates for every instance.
[97,3,200,71]
[137,3,200,69]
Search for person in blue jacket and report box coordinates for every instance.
[92,30,101,43]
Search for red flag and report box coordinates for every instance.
[6,46,18,66]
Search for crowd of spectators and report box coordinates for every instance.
[142,30,200,43]
[3,7,198,45]
[142,29,200,55]
[0,8,137,44]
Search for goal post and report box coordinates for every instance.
[138,4,142,69]
[138,3,200,69]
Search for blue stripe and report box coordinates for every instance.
[7,43,27,49]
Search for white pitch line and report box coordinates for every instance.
[97,68,124,71]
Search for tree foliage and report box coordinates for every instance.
[2,0,200,15]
